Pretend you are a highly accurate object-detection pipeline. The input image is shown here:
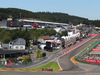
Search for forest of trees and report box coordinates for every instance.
[0,8,98,26]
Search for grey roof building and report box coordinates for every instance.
[2,38,26,50]
[9,38,26,45]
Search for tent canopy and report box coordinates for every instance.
[6,62,14,66]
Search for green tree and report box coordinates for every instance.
[42,52,46,57]
[37,50,43,58]
[37,50,41,58]
[59,30,68,36]
[2,32,11,43]
[0,29,7,41]
[39,53,43,58]
[62,30,68,36]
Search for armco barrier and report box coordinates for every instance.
[93,29,100,34]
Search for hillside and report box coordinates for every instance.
[0,8,89,24]
[0,8,99,26]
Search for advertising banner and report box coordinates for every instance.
[85,59,100,63]
[90,34,99,36]
[98,44,100,47]
[92,49,100,51]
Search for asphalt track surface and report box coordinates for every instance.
[0,69,100,75]
[58,37,96,71]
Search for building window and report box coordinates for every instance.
[10,42,12,44]
[20,46,23,49]
[16,46,18,49]
[10,46,12,48]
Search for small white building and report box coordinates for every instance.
[9,38,26,50]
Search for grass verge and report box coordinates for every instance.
[0,62,60,71]
[30,62,60,71]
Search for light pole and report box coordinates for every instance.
[20,13,21,19]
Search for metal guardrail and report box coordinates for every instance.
[77,41,100,59]
[93,29,100,34]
